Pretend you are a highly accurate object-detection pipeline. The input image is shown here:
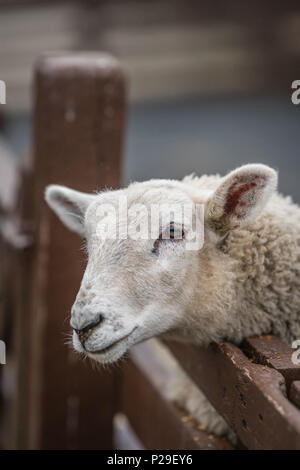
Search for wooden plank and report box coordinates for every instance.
[0,154,33,449]
[242,335,300,393]
[122,342,232,450]
[10,156,35,449]
[24,52,126,449]
[243,335,300,391]
[165,340,300,449]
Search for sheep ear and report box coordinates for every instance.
[45,185,96,236]
[205,164,278,234]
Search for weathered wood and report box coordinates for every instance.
[290,381,300,410]
[243,335,300,391]
[165,340,300,449]
[0,152,33,449]
[10,156,35,449]
[122,342,232,450]
[24,52,126,449]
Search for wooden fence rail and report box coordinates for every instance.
[1,52,300,450]
[166,338,300,450]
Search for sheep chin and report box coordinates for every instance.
[86,333,135,364]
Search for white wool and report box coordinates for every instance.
[45,164,300,438]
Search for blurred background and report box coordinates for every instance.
[0,0,300,450]
[0,0,300,197]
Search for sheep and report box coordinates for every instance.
[45,163,300,437]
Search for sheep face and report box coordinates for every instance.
[45,164,277,363]
[45,180,204,363]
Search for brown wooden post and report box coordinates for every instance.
[122,342,233,450]
[0,151,33,450]
[26,53,126,449]
[9,155,35,450]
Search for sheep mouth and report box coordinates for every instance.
[86,327,137,358]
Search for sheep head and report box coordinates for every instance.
[45,164,277,363]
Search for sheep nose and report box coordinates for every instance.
[72,314,103,345]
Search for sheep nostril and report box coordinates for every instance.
[73,314,103,340]
[79,333,86,345]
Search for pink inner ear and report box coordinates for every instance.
[224,175,266,218]
[55,194,75,210]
